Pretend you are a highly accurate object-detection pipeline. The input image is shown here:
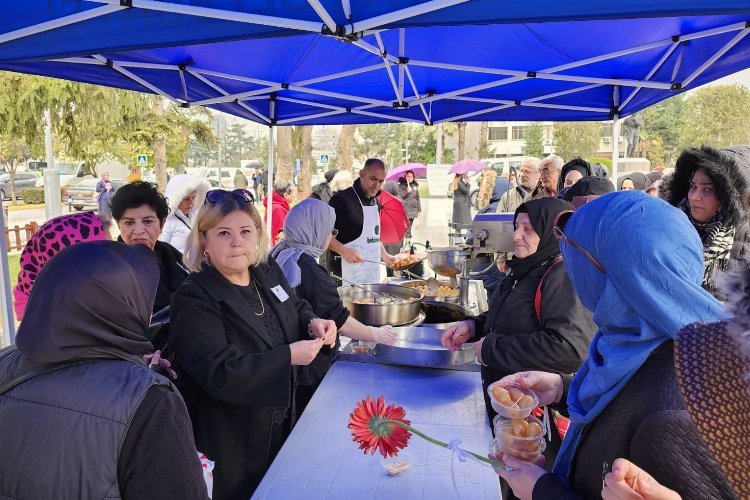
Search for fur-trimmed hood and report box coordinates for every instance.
[164,174,212,216]
[660,145,750,228]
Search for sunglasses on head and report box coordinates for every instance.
[205,189,254,204]
[553,210,606,273]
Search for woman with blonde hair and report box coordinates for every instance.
[170,188,337,499]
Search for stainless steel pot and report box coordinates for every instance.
[421,301,472,327]
[338,284,424,326]
[426,247,470,277]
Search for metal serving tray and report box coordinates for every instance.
[338,326,478,371]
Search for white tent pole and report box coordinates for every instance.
[0,208,15,346]
[0,5,124,45]
[436,103,515,123]
[620,42,680,110]
[87,0,322,32]
[277,96,346,111]
[350,0,469,33]
[352,39,401,64]
[266,98,276,241]
[307,0,337,33]
[111,61,181,70]
[374,33,402,103]
[92,55,182,104]
[350,109,424,123]
[398,29,406,100]
[404,67,430,123]
[277,110,345,125]
[190,69,279,87]
[682,28,750,88]
[192,86,283,107]
[293,64,383,86]
[341,0,351,19]
[612,114,621,183]
[286,85,390,106]
[178,69,188,101]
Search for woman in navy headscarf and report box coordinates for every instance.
[494,191,733,500]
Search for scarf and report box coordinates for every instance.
[678,198,736,295]
[554,192,725,482]
[270,198,335,288]
[13,211,108,321]
[506,197,573,278]
[16,241,158,363]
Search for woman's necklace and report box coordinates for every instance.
[250,279,265,316]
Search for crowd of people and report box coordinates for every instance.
[2,145,750,500]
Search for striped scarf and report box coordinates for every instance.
[678,198,735,297]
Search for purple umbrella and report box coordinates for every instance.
[448,159,487,175]
[385,163,427,181]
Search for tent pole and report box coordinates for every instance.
[267,125,274,242]
[350,0,468,33]
[0,208,16,346]
[0,5,123,45]
[612,114,621,184]
[682,28,750,88]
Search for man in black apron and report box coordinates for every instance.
[327,158,397,284]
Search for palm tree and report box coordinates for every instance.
[457,122,467,160]
[276,126,294,183]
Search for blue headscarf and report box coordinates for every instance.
[553,191,726,480]
[270,198,335,288]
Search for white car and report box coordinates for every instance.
[197,168,233,189]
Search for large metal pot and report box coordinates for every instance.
[426,247,470,277]
[338,284,423,326]
[421,301,472,327]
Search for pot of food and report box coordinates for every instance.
[426,247,470,278]
[421,301,472,327]
[400,279,459,303]
[338,284,424,326]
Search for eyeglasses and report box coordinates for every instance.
[331,229,339,238]
[205,189,254,204]
[553,210,606,273]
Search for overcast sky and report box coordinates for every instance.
[701,68,750,89]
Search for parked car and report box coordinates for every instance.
[62,178,126,211]
[0,172,39,200]
[197,168,233,188]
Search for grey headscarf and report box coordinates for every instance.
[16,241,158,363]
[271,198,335,288]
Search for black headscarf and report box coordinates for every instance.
[16,241,158,363]
[507,197,574,277]
[618,172,647,191]
[558,158,593,192]
[562,176,615,202]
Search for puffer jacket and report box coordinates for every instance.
[160,174,212,254]
[397,178,422,218]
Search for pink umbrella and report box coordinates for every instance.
[448,159,487,175]
[385,163,427,181]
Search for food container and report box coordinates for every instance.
[381,451,413,476]
[487,382,538,419]
[338,284,423,326]
[490,436,546,463]
[420,301,471,327]
[400,280,459,302]
[350,340,373,354]
[426,247,470,277]
[493,415,546,452]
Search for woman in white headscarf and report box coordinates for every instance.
[159,174,212,253]
[271,198,396,411]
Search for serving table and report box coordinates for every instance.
[252,361,501,499]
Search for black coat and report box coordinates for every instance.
[534,342,734,500]
[169,259,316,500]
[309,182,334,204]
[452,179,472,225]
[295,252,350,386]
[475,258,596,383]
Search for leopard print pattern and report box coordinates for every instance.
[13,211,107,319]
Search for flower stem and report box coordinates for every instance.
[381,419,506,469]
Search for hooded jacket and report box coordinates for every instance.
[160,174,211,254]
[0,242,207,500]
[660,145,750,298]
[263,191,291,244]
[557,158,608,193]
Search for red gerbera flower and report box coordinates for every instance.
[348,395,412,458]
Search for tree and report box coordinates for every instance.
[222,122,256,168]
[552,122,601,161]
[642,95,684,167]
[477,121,491,159]
[336,125,357,171]
[299,127,313,192]
[0,137,32,202]
[524,122,545,158]
[276,126,294,183]
[680,84,750,149]
[355,123,435,167]
[457,122,467,160]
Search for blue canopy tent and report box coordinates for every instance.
[2,1,750,343]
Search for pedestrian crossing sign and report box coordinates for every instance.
[320,154,329,164]
[136,154,148,166]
